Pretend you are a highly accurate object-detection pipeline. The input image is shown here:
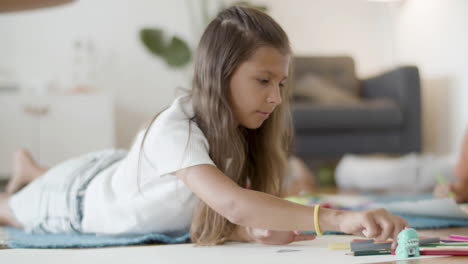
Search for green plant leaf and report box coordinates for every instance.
[164,36,191,67]
[139,1,268,68]
[140,28,191,68]
[140,28,165,56]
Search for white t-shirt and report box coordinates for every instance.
[81,96,215,235]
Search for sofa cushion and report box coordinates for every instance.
[292,99,403,132]
[293,74,362,105]
[293,56,361,95]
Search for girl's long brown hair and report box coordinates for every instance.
[138,6,293,245]
[188,6,293,245]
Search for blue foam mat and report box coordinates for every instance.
[3,227,190,249]
[397,214,468,229]
[6,214,468,249]
[371,193,468,228]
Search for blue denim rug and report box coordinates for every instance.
[3,227,190,249]
[6,214,468,249]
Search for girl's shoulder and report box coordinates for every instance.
[156,95,194,125]
[145,95,205,143]
[139,96,214,177]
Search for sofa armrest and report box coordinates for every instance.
[361,66,422,152]
[361,66,419,106]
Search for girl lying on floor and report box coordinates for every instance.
[0,6,407,247]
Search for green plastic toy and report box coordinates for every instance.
[396,228,420,258]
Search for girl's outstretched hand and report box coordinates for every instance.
[337,208,408,248]
[245,227,316,245]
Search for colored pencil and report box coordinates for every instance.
[351,237,440,252]
[421,250,468,256]
[348,249,392,256]
[448,235,468,241]
[420,237,441,244]
[391,248,468,256]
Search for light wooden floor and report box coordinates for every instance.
[1,226,468,263]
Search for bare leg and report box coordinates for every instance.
[0,193,21,227]
[454,129,468,180]
[449,129,468,203]
[5,148,49,194]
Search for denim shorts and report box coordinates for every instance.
[9,149,127,234]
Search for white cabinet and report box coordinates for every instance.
[0,94,115,179]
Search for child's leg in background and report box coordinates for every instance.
[449,128,468,203]
[455,128,468,180]
[434,128,468,202]
[281,156,316,197]
[336,153,456,193]
[6,149,49,194]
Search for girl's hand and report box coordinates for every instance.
[245,227,316,245]
[337,208,408,248]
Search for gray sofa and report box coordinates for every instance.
[291,56,421,158]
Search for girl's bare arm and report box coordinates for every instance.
[176,164,407,243]
[176,164,340,232]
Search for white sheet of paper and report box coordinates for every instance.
[373,198,468,219]
[0,233,441,264]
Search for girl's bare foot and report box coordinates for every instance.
[0,193,21,227]
[6,149,47,194]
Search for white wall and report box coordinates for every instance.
[1,0,430,149]
[0,0,198,148]
[268,0,395,77]
[395,0,468,154]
